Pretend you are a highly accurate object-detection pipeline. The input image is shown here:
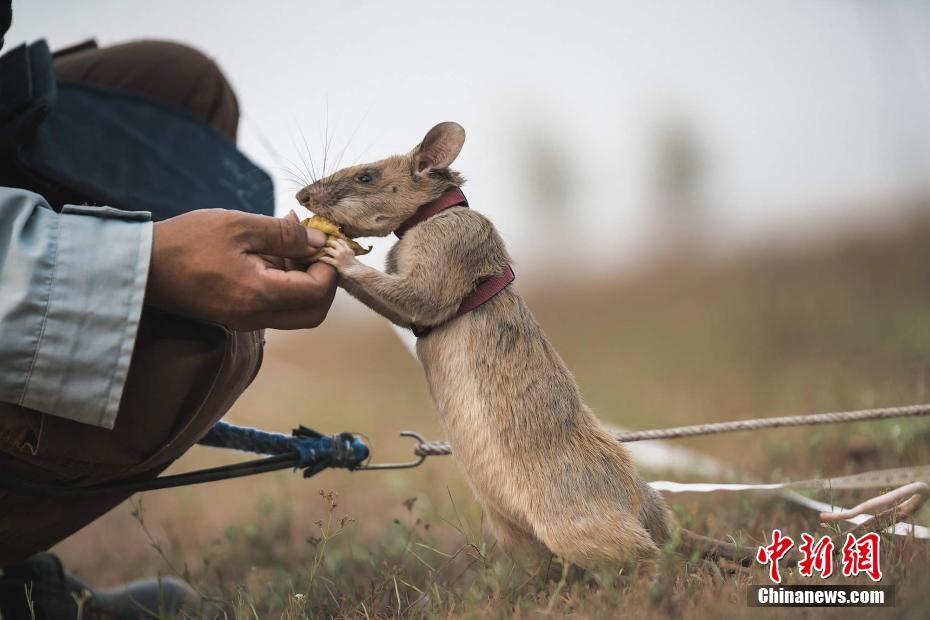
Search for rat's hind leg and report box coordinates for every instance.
[484,507,550,563]
[533,510,661,576]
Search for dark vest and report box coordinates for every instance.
[0,37,273,220]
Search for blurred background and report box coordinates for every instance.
[6,0,930,609]
[10,0,930,278]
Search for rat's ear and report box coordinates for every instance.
[411,122,465,179]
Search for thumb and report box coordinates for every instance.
[245,212,327,258]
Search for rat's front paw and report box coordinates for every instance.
[320,238,362,274]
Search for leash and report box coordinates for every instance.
[408,403,930,457]
[0,422,424,498]
[6,403,927,497]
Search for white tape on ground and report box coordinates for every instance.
[648,468,930,539]
[651,465,930,493]
[650,480,790,493]
[783,490,930,539]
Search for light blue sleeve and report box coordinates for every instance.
[0,186,153,429]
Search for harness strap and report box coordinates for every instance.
[395,188,516,338]
[411,265,516,337]
[394,187,468,238]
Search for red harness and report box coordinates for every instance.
[395,188,515,337]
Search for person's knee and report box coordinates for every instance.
[54,39,240,141]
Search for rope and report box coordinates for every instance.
[612,403,930,442]
[411,403,930,457]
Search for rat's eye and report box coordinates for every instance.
[356,173,373,183]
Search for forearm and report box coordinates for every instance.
[0,187,152,428]
[341,264,458,326]
[339,274,410,327]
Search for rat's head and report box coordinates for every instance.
[296,122,466,237]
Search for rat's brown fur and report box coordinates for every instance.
[299,122,677,571]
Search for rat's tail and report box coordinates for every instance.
[639,481,760,566]
[678,529,756,565]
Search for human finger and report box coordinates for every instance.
[243,212,326,258]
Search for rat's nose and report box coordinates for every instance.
[296,186,313,205]
[296,184,326,206]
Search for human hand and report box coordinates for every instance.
[146,209,337,330]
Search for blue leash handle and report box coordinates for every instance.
[198,421,369,473]
[0,422,371,497]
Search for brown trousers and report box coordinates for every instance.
[0,41,263,566]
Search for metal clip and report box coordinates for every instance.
[356,431,428,470]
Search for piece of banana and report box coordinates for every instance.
[302,215,372,260]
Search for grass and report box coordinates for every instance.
[53,212,930,618]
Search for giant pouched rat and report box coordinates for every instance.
[298,122,733,571]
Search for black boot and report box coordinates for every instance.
[0,552,199,619]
